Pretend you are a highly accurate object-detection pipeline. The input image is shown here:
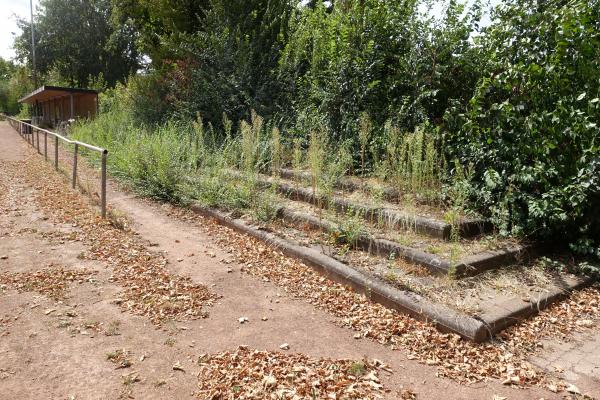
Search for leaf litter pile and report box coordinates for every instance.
[166,207,600,393]
[196,345,390,399]
[15,156,398,399]
[21,159,218,325]
[0,266,96,300]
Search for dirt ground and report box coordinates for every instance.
[0,121,598,399]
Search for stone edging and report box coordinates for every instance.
[229,169,490,240]
[278,207,534,278]
[188,203,594,342]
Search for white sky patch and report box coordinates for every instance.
[419,0,498,28]
[0,0,36,61]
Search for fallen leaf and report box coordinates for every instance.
[575,319,594,328]
[565,383,580,394]
[172,362,185,372]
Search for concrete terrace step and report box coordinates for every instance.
[277,207,537,278]
[263,175,491,240]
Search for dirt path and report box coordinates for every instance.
[0,121,596,399]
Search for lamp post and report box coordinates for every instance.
[30,0,37,88]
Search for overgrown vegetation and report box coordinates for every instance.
[0,58,32,115]
[446,0,600,257]
[10,0,600,260]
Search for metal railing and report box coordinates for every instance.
[2,114,108,218]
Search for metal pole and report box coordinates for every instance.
[30,0,37,88]
[54,136,58,170]
[101,151,107,218]
[44,131,47,160]
[72,143,78,189]
[36,128,40,154]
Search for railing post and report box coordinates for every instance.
[72,143,78,189]
[5,116,109,219]
[44,131,48,161]
[101,150,107,218]
[54,136,59,171]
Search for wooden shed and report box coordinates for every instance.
[19,85,99,128]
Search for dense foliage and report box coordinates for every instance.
[279,0,484,140]
[9,0,600,257]
[114,0,293,127]
[446,0,600,255]
[0,58,33,115]
[14,0,140,87]
[113,0,484,137]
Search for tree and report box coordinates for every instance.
[109,0,211,63]
[0,58,32,115]
[118,0,294,128]
[278,0,484,143]
[13,0,141,87]
[445,0,600,252]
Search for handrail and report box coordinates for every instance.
[3,116,107,154]
[1,114,108,218]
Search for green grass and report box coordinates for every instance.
[71,109,199,203]
[70,109,457,244]
[71,109,273,219]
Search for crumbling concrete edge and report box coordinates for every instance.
[277,168,492,239]
[278,208,450,275]
[278,207,531,277]
[191,203,488,341]
[476,275,596,336]
[189,203,595,342]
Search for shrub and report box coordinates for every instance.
[445,0,600,252]
[71,109,198,203]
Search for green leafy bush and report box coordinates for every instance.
[71,108,198,202]
[445,0,600,251]
[279,0,483,144]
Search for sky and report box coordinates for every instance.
[0,0,34,60]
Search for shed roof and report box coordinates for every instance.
[19,85,98,104]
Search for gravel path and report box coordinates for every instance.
[0,121,596,399]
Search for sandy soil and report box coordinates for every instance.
[0,121,597,399]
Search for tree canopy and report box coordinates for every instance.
[14,0,141,87]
